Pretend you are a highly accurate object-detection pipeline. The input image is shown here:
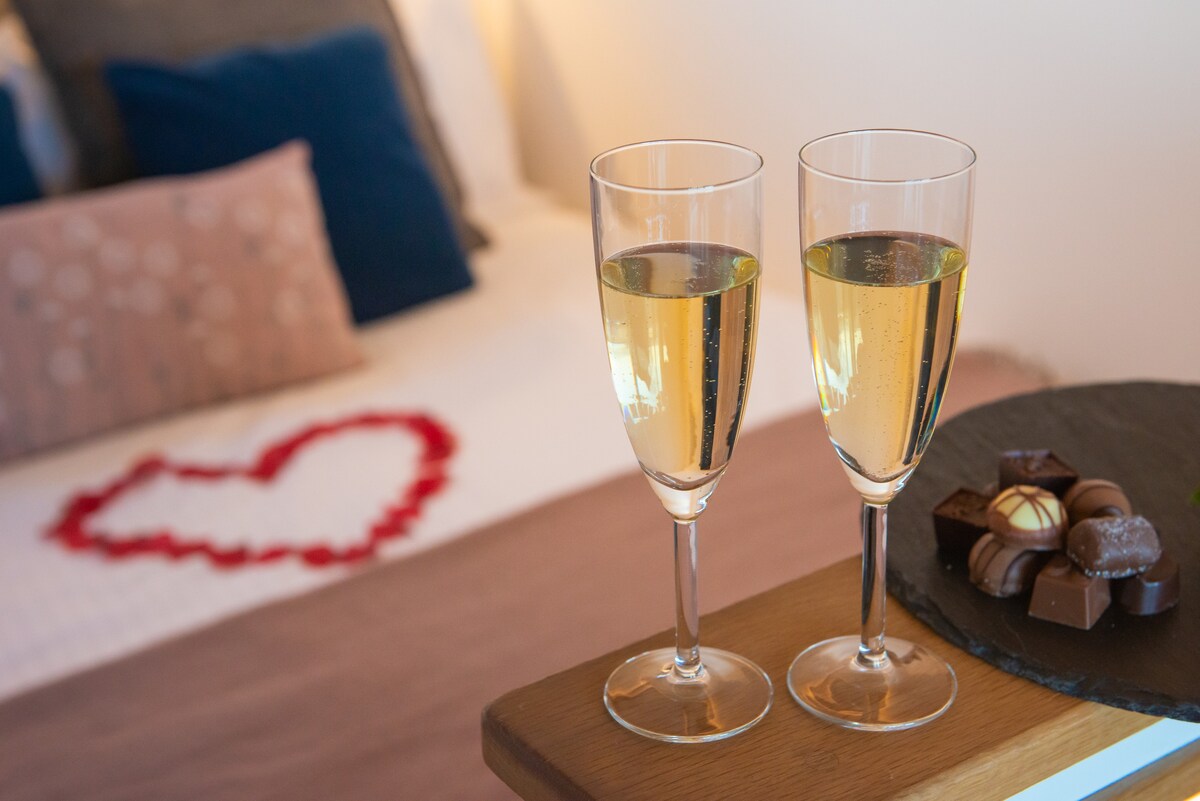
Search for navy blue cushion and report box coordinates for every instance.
[0,86,41,207]
[105,26,472,323]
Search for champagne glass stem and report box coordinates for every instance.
[673,518,702,678]
[858,502,889,669]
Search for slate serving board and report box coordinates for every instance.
[888,382,1200,722]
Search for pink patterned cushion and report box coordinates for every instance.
[0,141,362,462]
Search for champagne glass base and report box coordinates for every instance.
[787,636,956,731]
[603,647,773,743]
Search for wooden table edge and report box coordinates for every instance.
[482,557,1167,801]
[483,702,592,801]
[896,702,1156,800]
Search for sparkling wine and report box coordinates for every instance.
[599,242,759,502]
[804,231,967,499]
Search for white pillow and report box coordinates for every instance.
[388,0,523,208]
[0,14,77,194]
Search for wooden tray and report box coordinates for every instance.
[889,382,1200,721]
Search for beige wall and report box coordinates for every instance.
[475,0,1200,384]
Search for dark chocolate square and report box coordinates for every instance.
[998,450,1079,497]
[933,487,992,557]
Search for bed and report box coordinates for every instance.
[0,0,835,702]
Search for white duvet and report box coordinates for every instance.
[0,191,814,701]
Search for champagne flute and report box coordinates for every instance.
[788,129,976,731]
[590,140,772,743]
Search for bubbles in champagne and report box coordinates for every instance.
[599,242,760,511]
[804,231,966,497]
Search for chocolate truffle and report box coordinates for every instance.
[933,488,992,556]
[998,450,1079,497]
[1062,479,1133,525]
[969,533,1045,597]
[1028,554,1111,630]
[1116,553,1180,615]
[987,484,1068,551]
[1066,515,1162,579]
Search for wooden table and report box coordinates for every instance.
[483,557,1200,800]
[483,381,1200,800]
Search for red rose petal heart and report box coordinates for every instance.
[46,411,455,568]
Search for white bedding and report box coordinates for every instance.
[0,189,814,701]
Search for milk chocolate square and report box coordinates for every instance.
[933,487,992,557]
[1028,554,1110,630]
[998,450,1079,497]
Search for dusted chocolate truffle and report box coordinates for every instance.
[969,533,1045,597]
[1066,515,1161,579]
[998,450,1079,497]
[1116,553,1180,615]
[1063,479,1133,525]
[1028,554,1111,630]
[933,488,993,557]
[987,484,1068,551]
